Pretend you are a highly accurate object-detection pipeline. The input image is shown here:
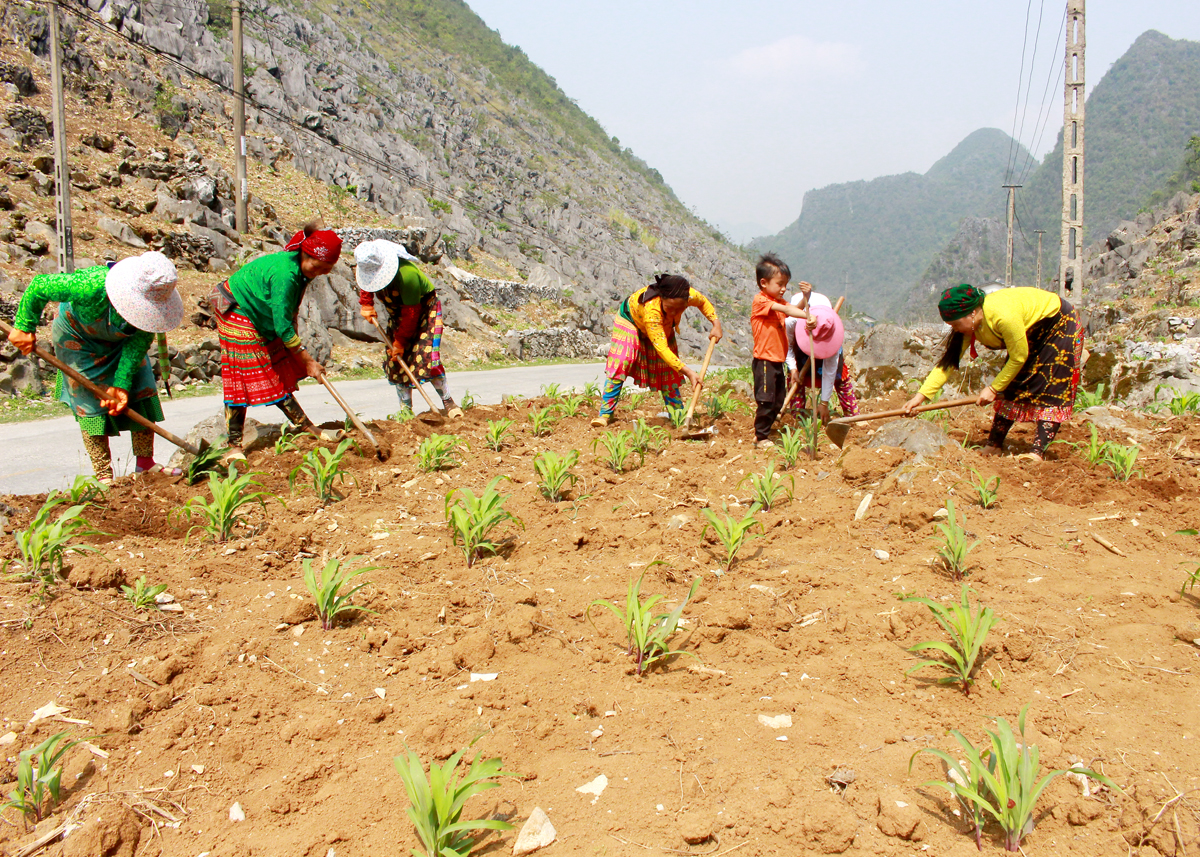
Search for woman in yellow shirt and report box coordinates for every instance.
[592,274,723,426]
[903,284,1083,460]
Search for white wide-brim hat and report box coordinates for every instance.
[354,239,417,292]
[789,291,832,309]
[105,251,183,333]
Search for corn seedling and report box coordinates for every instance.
[910,706,1120,851]
[527,407,558,437]
[627,390,649,410]
[555,394,589,418]
[582,381,601,399]
[630,418,668,455]
[1100,441,1141,481]
[967,468,1000,508]
[903,585,996,695]
[121,575,168,611]
[393,741,516,857]
[274,426,302,454]
[1154,384,1200,414]
[706,389,743,420]
[48,475,106,508]
[588,574,701,675]
[3,502,103,600]
[1075,383,1108,409]
[666,406,690,429]
[415,434,463,472]
[700,503,764,570]
[291,439,358,505]
[739,462,794,511]
[459,389,476,409]
[483,418,514,452]
[533,449,579,501]
[184,443,230,485]
[775,425,807,468]
[303,556,378,630]
[592,430,641,473]
[1181,562,1200,597]
[933,498,978,580]
[390,407,416,423]
[1064,423,1107,466]
[2,732,91,825]
[445,478,524,567]
[539,382,562,401]
[175,465,275,543]
[794,414,820,452]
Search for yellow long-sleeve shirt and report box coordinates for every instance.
[625,286,718,372]
[918,287,1061,400]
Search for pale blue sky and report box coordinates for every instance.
[467,1,1200,242]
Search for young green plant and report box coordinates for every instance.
[903,585,996,695]
[775,424,807,468]
[665,406,690,429]
[555,394,589,418]
[539,382,562,401]
[393,741,517,857]
[967,468,1000,509]
[706,389,743,420]
[121,576,168,611]
[483,418,514,452]
[630,418,668,456]
[1100,441,1141,481]
[175,464,275,543]
[2,732,91,825]
[289,438,357,505]
[909,706,1120,852]
[533,449,579,501]
[303,556,378,630]
[3,501,103,600]
[933,498,978,580]
[527,407,558,437]
[591,429,641,473]
[587,574,701,675]
[444,477,524,567]
[415,434,463,472]
[700,503,764,571]
[274,425,302,454]
[47,475,106,508]
[739,462,794,511]
[184,443,230,485]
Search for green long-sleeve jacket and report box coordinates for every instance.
[226,250,309,349]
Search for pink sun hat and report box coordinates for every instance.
[104,251,183,333]
[795,304,845,360]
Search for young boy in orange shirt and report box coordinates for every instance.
[750,254,813,448]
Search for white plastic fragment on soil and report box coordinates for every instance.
[513,806,557,855]
[30,702,68,722]
[374,687,386,699]
[758,714,792,729]
[470,673,498,682]
[575,774,608,804]
[873,549,890,561]
[229,802,245,822]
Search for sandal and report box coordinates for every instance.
[590,415,613,428]
[221,449,248,464]
[136,463,183,476]
[446,407,464,420]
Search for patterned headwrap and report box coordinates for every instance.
[285,228,343,263]
[639,274,691,305]
[938,284,985,321]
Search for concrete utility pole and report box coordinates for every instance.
[232,0,247,233]
[1034,229,1046,290]
[1003,184,1020,286]
[1059,0,1085,300]
[48,0,73,274]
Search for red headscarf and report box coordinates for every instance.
[285,228,342,263]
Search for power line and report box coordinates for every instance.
[1009,0,1047,184]
[1005,0,1036,185]
[1016,7,1067,188]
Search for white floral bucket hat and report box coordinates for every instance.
[353,239,418,292]
[104,251,184,333]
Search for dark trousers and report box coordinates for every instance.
[753,358,786,440]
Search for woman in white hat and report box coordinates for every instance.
[354,239,461,418]
[6,251,184,482]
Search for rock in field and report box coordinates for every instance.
[876,789,924,840]
[513,807,556,855]
[866,419,956,457]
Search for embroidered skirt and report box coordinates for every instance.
[603,314,682,392]
[213,291,305,407]
[384,296,445,387]
[994,299,1083,423]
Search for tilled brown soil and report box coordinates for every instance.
[1,392,1199,857]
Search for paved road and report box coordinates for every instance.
[0,363,613,496]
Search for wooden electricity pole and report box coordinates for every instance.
[1003,184,1020,286]
[1060,0,1085,300]
[1034,229,1046,289]
[48,0,73,274]
[232,0,248,233]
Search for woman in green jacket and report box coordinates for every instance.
[6,252,184,482]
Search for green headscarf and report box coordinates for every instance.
[938,284,985,321]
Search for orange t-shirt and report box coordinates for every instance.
[750,291,788,362]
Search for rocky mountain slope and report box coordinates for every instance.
[756,30,1200,320]
[0,0,758,397]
